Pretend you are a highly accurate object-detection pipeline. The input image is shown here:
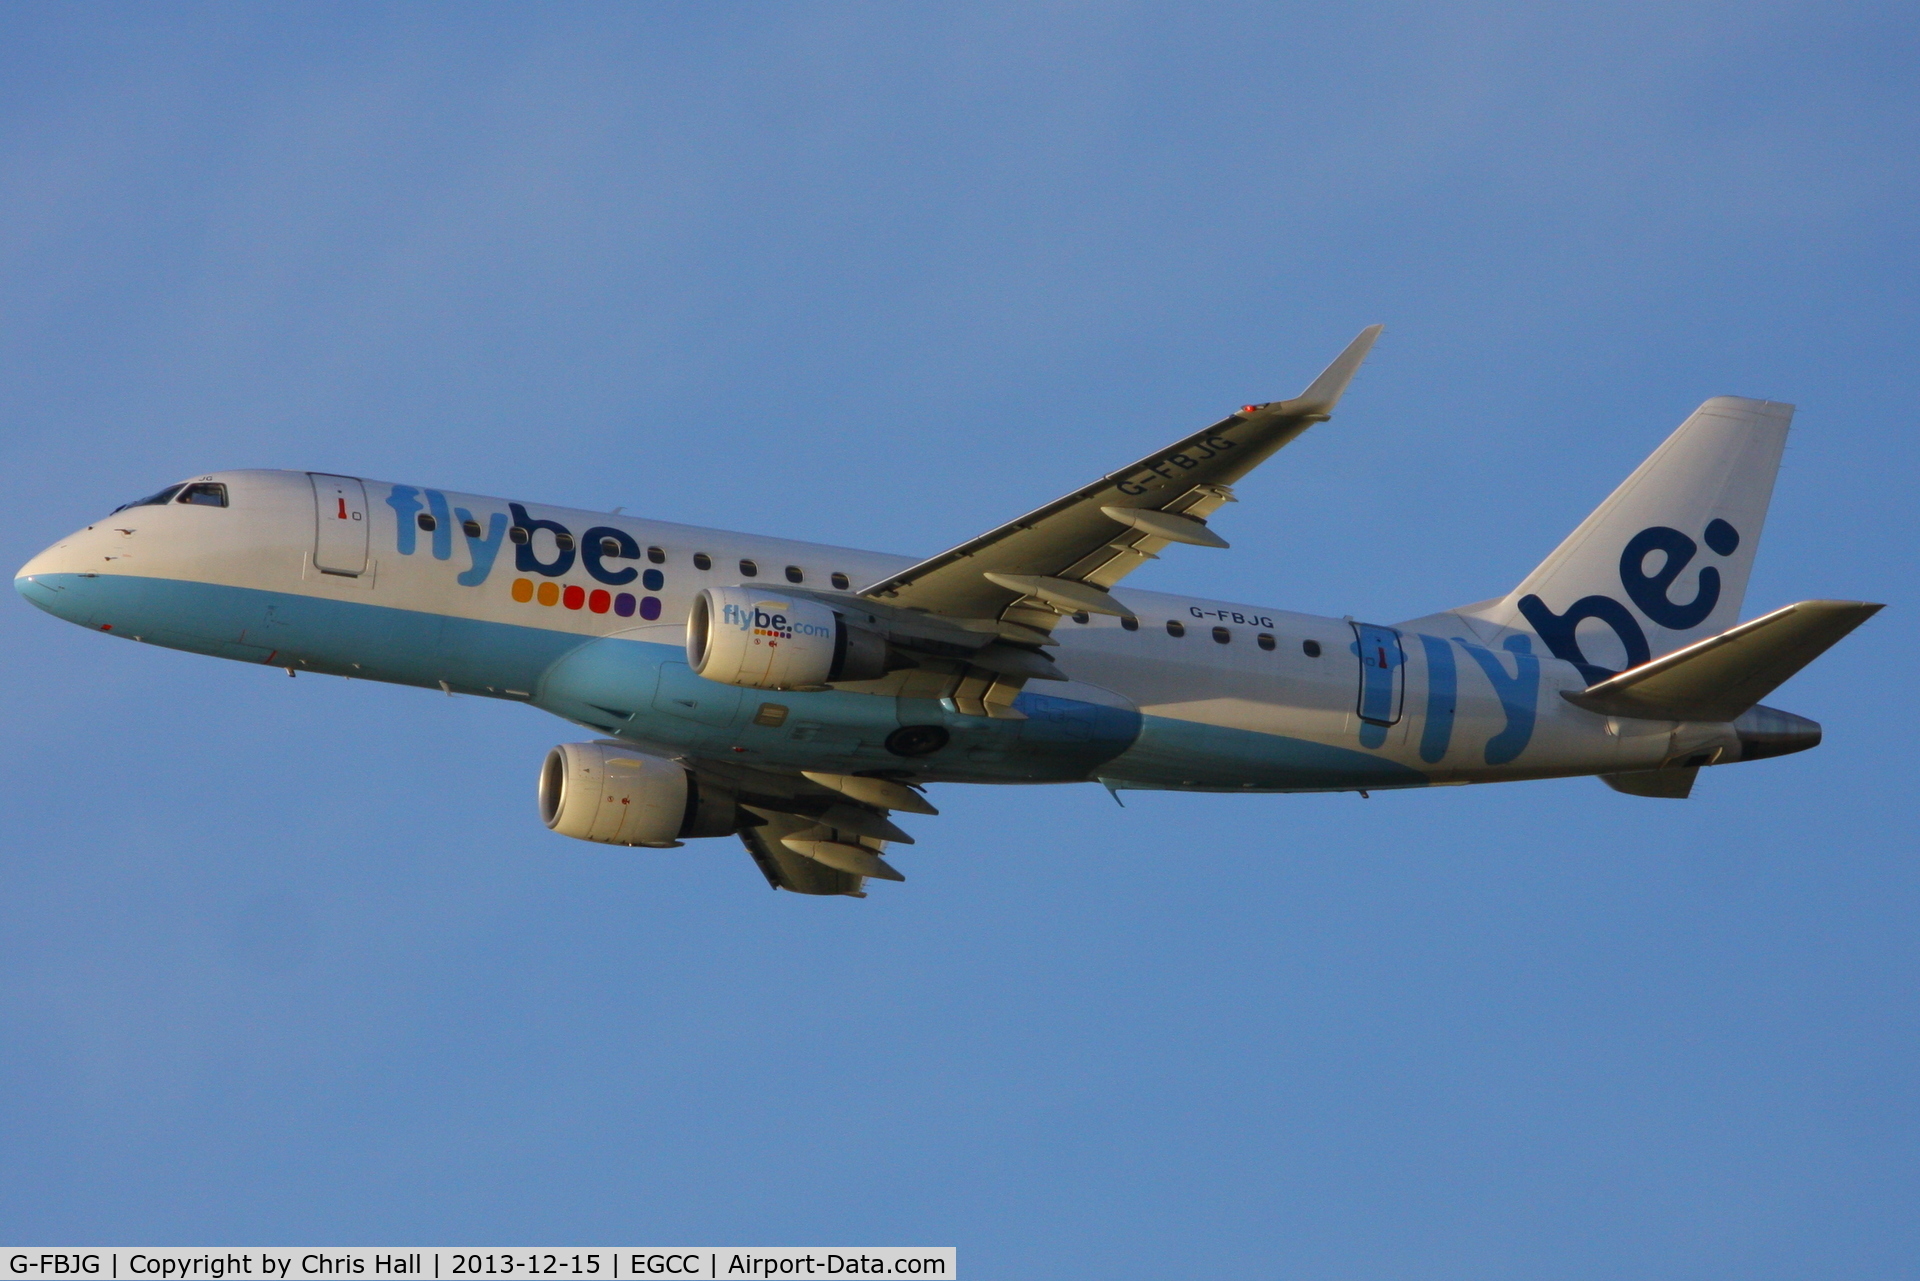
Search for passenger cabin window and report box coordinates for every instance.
[693,552,712,570]
[509,526,530,544]
[785,565,804,583]
[739,559,758,577]
[555,532,575,551]
[600,537,623,557]
[1166,620,1185,637]
[1256,632,1276,651]
[176,483,228,507]
[830,572,851,590]
[114,484,184,512]
[1212,626,1231,644]
[462,519,482,538]
[1303,639,1322,657]
[417,513,436,531]
[647,546,666,564]
[1120,616,1139,631]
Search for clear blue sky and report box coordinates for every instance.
[3,4,1915,1275]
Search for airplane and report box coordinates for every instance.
[15,327,1882,898]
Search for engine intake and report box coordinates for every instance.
[686,585,890,690]
[540,742,737,847]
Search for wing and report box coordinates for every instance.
[860,326,1381,631]
[699,760,928,897]
[740,812,873,898]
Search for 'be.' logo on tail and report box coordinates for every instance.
[1472,395,1792,684]
[1519,518,1742,683]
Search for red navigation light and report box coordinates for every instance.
[1240,404,1262,413]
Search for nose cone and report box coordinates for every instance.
[16,574,93,627]
[16,533,107,625]
[15,572,60,610]
[1733,704,1822,761]
[15,571,63,615]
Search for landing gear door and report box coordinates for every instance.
[1351,622,1405,725]
[310,474,369,576]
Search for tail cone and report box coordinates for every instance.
[1733,704,1821,761]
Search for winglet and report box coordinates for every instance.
[1290,325,1383,415]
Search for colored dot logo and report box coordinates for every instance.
[511,578,661,619]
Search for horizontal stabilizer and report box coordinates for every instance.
[1563,600,1882,722]
[1602,767,1699,799]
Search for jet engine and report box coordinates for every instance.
[540,742,737,848]
[686,585,890,690]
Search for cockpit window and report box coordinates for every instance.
[176,482,228,507]
[113,484,185,513]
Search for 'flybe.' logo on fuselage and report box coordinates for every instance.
[382,486,667,620]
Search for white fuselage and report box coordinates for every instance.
[18,469,1716,794]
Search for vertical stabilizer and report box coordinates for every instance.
[1464,397,1792,682]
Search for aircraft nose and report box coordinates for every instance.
[15,571,61,613]
[19,529,91,577]
[15,569,88,623]
[16,534,107,624]
[1732,704,1822,760]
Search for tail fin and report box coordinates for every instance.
[1465,397,1793,681]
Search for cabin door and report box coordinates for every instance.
[310,474,369,576]
[1351,622,1405,725]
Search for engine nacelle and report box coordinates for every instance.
[686,585,889,690]
[539,742,737,847]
